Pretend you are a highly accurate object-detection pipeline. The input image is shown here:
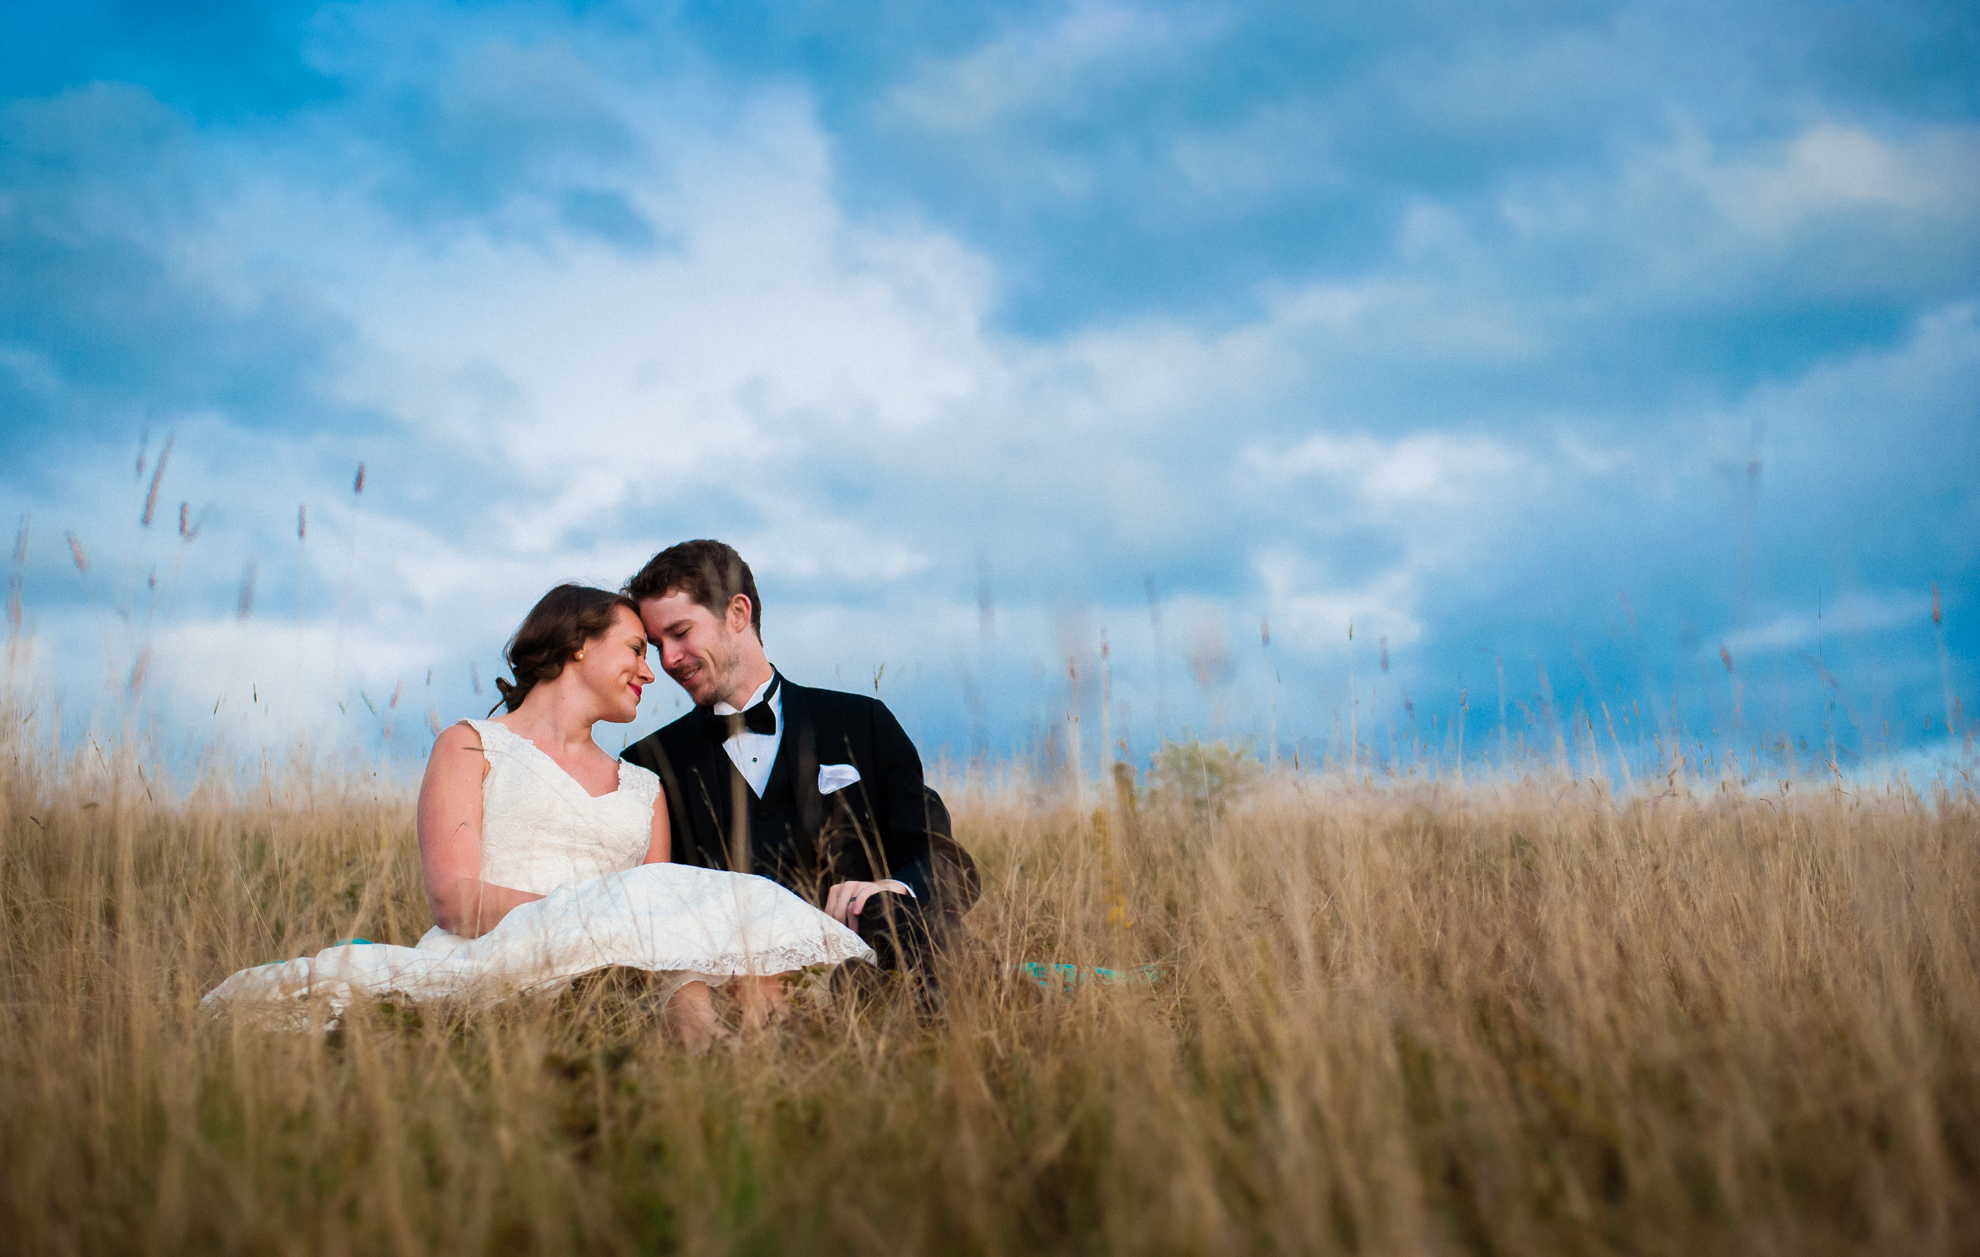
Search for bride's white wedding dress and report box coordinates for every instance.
[203,719,874,1025]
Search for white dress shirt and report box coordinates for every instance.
[711,672,781,798]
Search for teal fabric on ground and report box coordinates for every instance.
[1017,962,1164,994]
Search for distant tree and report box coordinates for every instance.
[1148,737,1262,814]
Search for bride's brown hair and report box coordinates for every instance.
[492,584,641,715]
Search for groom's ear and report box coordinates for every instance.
[726,593,755,636]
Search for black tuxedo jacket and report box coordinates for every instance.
[621,677,979,914]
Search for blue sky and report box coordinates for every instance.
[3,0,1975,777]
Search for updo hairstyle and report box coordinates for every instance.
[491,584,641,715]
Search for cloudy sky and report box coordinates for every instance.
[4,0,1975,776]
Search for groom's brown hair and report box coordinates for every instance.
[625,540,763,641]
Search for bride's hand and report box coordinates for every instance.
[824,880,910,926]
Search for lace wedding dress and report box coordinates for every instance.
[203,719,874,1025]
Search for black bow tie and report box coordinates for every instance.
[709,675,780,741]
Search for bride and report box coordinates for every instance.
[203,584,874,1046]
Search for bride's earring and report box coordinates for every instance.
[576,650,585,660]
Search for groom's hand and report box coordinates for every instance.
[825,879,911,926]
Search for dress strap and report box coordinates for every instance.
[461,718,519,746]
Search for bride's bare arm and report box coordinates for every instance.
[640,789,671,864]
[416,722,543,937]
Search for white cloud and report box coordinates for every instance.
[301,92,1000,508]
[1497,118,1980,306]
[1721,592,1931,658]
[149,618,433,732]
[1237,430,1526,505]
[1699,124,1980,234]
[1252,547,1422,654]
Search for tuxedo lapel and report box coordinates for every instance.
[680,722,736,871]
[783,681,891,885]
[780,680,826,838]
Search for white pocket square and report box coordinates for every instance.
[817,764,861,795]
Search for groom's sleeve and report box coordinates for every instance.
[869,701,980,914]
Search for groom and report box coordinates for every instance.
[620,540,978,973]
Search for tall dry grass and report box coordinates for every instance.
[3,710,1978,1255]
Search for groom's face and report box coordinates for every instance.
[641,589,751,707]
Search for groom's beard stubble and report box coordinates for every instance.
[672,631,741,707]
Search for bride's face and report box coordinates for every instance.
[571,606,655,723]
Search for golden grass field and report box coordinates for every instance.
[2,707,1977,1256]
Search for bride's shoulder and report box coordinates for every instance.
[431,719,524,768]
[440,718,507,748]
[422,720,497,787]
[618,758,663,799]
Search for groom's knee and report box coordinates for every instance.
[853,892,954,972]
